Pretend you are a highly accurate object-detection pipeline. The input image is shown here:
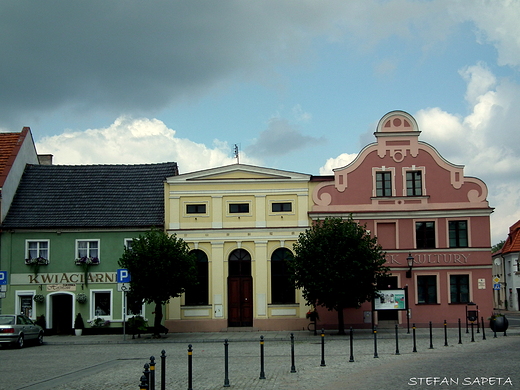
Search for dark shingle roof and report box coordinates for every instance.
[2,162,178,229]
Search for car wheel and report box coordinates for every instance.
[37,332,44,346]
[16,334,24,349]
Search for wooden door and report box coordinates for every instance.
[228,276,253,327]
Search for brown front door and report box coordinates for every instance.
[228,276,253,327]
[228,248,253,327]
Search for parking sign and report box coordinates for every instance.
[0,271,7,285]
[117,269,131,283]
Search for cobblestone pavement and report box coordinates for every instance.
[1,325,517,390]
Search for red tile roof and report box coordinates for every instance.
[0,127,30,187]
[501,220,520,255]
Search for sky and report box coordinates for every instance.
[1,0,519,245]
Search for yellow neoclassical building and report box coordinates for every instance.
[164,164,313,332]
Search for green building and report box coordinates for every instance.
[1,162,178,334]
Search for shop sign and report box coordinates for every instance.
[47,284,77,292]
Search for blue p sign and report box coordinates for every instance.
[117,269,131,283]
[0,271,7,285]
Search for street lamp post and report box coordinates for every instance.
[406,253,414,278]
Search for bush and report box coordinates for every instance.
[74,313,85,329]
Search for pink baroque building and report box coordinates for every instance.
[310,111,493,328]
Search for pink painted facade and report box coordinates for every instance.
[310,111,493,328]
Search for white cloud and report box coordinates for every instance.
[319,153,358,175]
[36,117,259,173]
[451,0,520,68]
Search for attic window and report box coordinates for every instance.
[229,203,249,213]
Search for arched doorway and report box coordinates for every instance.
[228,249,253,327]
[50,293,73,335]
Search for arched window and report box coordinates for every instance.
[184,249,209,306]
[271,248,295,304]
[228,249,251,276]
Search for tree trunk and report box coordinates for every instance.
[337,306,345,335]
[153,301,163,337]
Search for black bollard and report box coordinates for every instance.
[412,323,417,352]
[444,320,448,346]
[373,326,379,358]
[149,356,155,390]
[187,344,193,390]
[493,317,497,338]
[481,317,486,340]
[395,324,400,355]
[290,333,296,373]
[143,363,150,387]
[429,321,434,349]
[349,327,354,362]
[470,321,475,342]
[458,318,462,344]
[259,335,266,379]
[320,328,326,366]
[140,374,149,390]
[160,350,166,390]
[224,339,230,387]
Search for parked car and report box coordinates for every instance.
[0,314,44,348]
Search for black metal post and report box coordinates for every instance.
[493,317,497,338]
[395,324,400,355]
[160,350,166,390]
[465,306,469,333]
[429,321,434,349]
[143,363,150,388]
[444,320,448,346]
[458,318,462,344]
[412,323,417,352]
[373,326,379,358]
[224,339,230,387]
[187,344,193,390]
[290,333,296,373]
[470,321,475,342]
[349,327,354,362]
[320,328,326,366]
[259,335,266,379]
[481,317,486,340]
[140,374,149,390]
[405,286,410,334]
[149,356,155,390]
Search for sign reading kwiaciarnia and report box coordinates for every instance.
[11,272,116,285]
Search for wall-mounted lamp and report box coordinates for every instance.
[406,253,414,278]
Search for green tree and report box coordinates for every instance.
[118,228,197,336]
[289,216,390,334]
[491,240,505,253]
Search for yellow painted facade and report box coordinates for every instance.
[164,164,313,331]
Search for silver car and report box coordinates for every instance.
[0,314,44,348]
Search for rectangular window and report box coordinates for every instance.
[124,239,133,251]
[26,240,49,263]
[125,295,144,316]
[450,275,469,303]
[449,221,468,248]
[272,202,292,212]
[376,172,392,197]
[186,204,206,214]
[416,221,435,249]
[406,171,423,196]
[417,275,437,304]
[76,240,100,265]
[229,203,249,213]
[19,295,34,318]
[93,291,112,318]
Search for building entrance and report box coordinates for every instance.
[51,294,73,335]
[228,249,253,327]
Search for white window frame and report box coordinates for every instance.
[25,239,50,263]
[123,293,146,318]
[372,167,396,197]
[15,290,36,319]
[124,238,134,251]
[76,239,100,262]
[401,166,426,197]
[90,289,113,321]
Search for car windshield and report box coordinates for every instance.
[0,316,15,325]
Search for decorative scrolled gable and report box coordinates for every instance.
[375,111,420,163]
